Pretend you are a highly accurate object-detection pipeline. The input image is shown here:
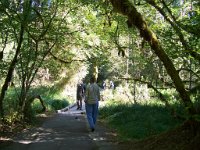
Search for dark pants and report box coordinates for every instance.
[77,99,82,109]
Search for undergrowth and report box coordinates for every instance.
[3,85,71,124]
[99,100,184,140]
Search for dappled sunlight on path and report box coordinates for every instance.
[0,102,124,150]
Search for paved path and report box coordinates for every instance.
[1,102,124,150]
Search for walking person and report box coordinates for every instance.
[76,82,84,110]
[109,80,114,89]
[85,76,100,132]
[102,80,106,90]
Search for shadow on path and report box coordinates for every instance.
[0,103,124,150]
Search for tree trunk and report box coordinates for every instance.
[92,64,98,82]
[109,0,196,115]
[0,0,31,120]
[0,25,25,119]
[23,95,46,121]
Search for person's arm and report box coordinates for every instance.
[97,85,100,101]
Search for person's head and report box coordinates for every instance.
[90,76,96,83]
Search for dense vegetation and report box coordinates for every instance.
[0,0,199,148]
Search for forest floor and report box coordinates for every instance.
[0,103,200,150]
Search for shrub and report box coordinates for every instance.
[51,99,69,110]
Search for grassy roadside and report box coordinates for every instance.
[98,98,200,150]
[99,101,184,141]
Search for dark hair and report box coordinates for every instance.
[90,76,96,83]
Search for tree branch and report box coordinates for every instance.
[109,0,196,115]
[146,0,200,62]
[49,51,86,64]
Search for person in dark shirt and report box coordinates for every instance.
[76,82,84,110]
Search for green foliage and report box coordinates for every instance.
[3,84,71,122]
[29,85,71,112]
[31,99,45,114]
[51,99,69,110]
[3,88,20,114]
[192,114,200,122]
[4,111,22,125]
[99,102,183,140]
[0,0,199,130]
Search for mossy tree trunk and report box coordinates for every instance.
[109,0,196,116]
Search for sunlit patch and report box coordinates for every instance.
[0,137,11,141]
[15,140,32,144]
[89,133,107,142]
[31,133,38,137]
[93,137,106,141]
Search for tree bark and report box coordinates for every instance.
[23,95,46,121]
[0,25,25,119]
[109,0,196,115]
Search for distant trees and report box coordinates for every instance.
[108,0,199,120]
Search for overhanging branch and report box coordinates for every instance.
[49,51,86,64]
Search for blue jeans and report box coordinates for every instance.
[85,102,99,129]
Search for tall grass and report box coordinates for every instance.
[99,101,184,140]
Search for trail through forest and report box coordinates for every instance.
[0,102,127,150]
[1,102,200,150]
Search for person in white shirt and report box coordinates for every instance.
[85,76,100,132]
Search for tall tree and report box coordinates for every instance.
[108,0,197,116]
[0,0,31,119]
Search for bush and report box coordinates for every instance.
[32,99,45,113]
[51,99,69,110]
